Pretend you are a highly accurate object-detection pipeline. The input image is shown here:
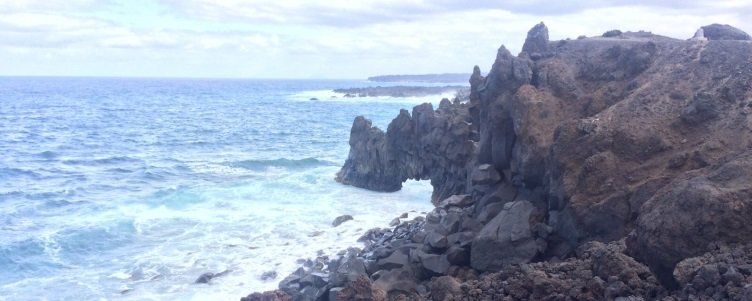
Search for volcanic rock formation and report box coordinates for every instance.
[248,22,752,301]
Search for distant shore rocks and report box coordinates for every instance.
[367,73,472,83]
[333,85,468,98]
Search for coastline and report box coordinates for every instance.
[244,23,752,301]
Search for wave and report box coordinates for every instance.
[62,156,141,166]
[227,157,336,171]
[0,168,41,179]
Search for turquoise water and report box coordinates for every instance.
[0,77,453,300]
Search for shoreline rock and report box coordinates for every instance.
[244,22,752,301]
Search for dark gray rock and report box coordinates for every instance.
[371,268,418,296]
[377,250,409,270]
[328,287,343,301]
[681,92,718,125]
[330,254,368,287]
[700,24,751,40]
[419,253,451,275]
[194,270,230,284]
[602,29,623,37]
[260,271,278,281]
[471,201,545,271]
[336,90,475,203]
[472,164,501,186]
[332,215,353,227]
[425,231,448,249]
[437,194,474,209]
[522,22,549,59]
[446,245,470,265]
[300,272,328,288]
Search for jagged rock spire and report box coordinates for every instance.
[522,22,549,58]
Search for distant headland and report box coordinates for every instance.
[367,73,472,83]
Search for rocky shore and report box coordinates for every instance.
[368,74,473,83]
[244,23,752,301]
[333,86,468,98]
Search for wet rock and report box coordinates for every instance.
[194,270,230,284]
[389,218,401,227]
[260,271,278,281]
[332,215,353,227]
[330,253,368,287]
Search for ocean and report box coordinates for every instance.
[0,77,458,300]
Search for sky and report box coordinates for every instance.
[1,0,751,79]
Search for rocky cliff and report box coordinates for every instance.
[246,23,752,301]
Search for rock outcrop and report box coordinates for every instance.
[700,23,752,41]
[248,22,752,301]
[335,98,475,202]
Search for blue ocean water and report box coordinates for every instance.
[0,77,457,300]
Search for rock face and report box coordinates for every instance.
[470,201,546,272]
[248,22,752,300]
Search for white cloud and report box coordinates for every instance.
[0,0,750,78]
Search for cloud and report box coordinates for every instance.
[0,0,751,78]
[160,0,752,27]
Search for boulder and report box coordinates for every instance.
[260,271,278,281]
[700,24,751,40]
[240,290,292,301]
[471,201,545,271]
[377,251,409,270]
[632,152,752,284]
[371,268,419,296]
[471,164,502,186]
[418,252,451,275]
[332,215,353,227]
[330,254,368,287]
[194,270,230,284]
[437,194,474,209]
